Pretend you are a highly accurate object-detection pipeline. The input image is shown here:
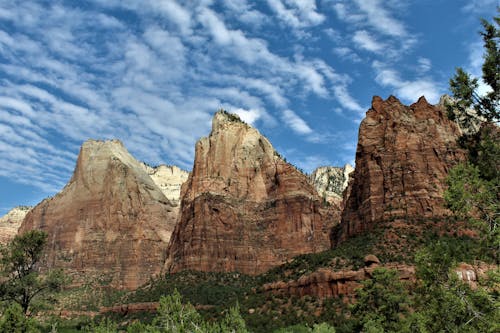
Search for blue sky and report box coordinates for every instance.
[0,0,497,216]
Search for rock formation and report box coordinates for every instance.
[338,96,466,241]
[19,140,180,289]
[262,262,415,301]
[165,111,339,275]
[141,164,189,205]
[310,165,354,208]
[0,206,31,244]
[263,260,492,300]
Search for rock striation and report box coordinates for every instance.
[0,206,31,244]
[338,96,466,241]
[19,140,179,289]
[165,111,339,275]
[310,165,354,208]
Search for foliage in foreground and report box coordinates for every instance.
[0,230,66,316]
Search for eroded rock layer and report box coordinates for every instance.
[262,263,415,301]
[20,140,179,289]
[165,111,339,275]
[338,96,466,241]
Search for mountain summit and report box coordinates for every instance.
[20,139,181,289]
[165,111,340,275]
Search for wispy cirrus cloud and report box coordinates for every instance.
[352,30,384,53]
[266,0,325,28]
[282,109,313,135]
[372,61,443,103]
[0,0,363,201]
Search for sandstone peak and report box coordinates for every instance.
[20,139,179,289]
[338,96,466,241]
[166,111,339,275]
[212,110,247,132]
[415,95,429,106]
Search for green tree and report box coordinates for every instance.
[152,290,204,332]
[0,303,40,333]
[445,12,499,265]
[217,303,249,333]
[448,11,499,123]
[273,323,336,333]
[445,161,499,264]
[407,242,500,332]
[350,268,409,332]
[0,230,66,315]
[85,317,118,333]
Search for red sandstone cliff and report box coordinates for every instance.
[165,111,339,275]
[338,96,466,241]
[19,140,180,289]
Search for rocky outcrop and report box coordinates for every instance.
[263,260,495,301]
[165,111,339,275]
[262,262,415,301]
[0,206,31,244]
[141,164,189,205]
[20,140,179,289]
[338,96,466,241]
[310,165,354,208]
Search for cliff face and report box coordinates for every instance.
[0,206,31,244]
[165,111,339,275]
[338,96,466,241]
[310,165,354,208]
[19,140,180,289]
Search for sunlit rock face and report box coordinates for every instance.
[20,139,180,289]
[141,163,189,206]
[0,206,31,244]
[165,111,340,275]
[309,164,354,209]
[338,96,466,241]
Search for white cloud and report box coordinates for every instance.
[333,46,361,62]
[352,30,383,53]
[0,0,365,199]
[333,86,364,113]
[417,57,432,73]
[222,0,268,27]
[373,61,443,103]
[462,0,498,14]
[282,109,313,135]
[232,108,262,125]
[266,0,325,28]
[354,0,407,37]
